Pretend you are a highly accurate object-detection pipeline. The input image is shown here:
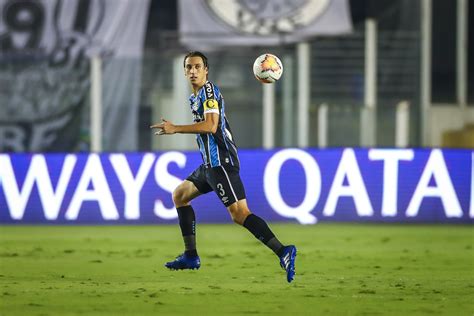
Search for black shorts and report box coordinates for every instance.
[186,164,246,207]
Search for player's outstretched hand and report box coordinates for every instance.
[150,118,176,135]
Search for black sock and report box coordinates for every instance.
[177,205,198,257]
[243,214,284,256]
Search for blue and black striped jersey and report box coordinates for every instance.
[189,81,239,168]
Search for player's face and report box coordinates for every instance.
[184,56,208,88]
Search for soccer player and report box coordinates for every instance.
[150,51,297,283]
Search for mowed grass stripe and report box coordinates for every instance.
[0,224,473,315]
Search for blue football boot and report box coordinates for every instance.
[279,245,297,283]
[165,253,201,270]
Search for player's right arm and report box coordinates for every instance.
[151,112,218,135]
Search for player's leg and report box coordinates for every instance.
[165,165,212,270]
[208,165,285,254]
[172,180,202,257]
[227,199,284,256]
[208,165,297,282]
[227,200,297,283]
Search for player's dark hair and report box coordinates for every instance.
[183,51,209,70]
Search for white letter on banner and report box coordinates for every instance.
[323,149,373,217]
[0,154,76,220]
[154,152,186,219]
[65,154,119,220]
[110,153,155,220]
[368,149,414,216]
[263,149,319,224]
[406,149,462,218]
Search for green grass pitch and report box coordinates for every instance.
[0,223,473,315]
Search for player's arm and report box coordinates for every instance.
[151,112,218,135]
[151,97,219,135]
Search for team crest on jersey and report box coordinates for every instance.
[204,0,330,35]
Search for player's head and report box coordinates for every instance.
[183,51,209,87]
[183,51,208,70]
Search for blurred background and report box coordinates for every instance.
[1,0,472,153]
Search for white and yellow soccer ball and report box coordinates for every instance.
[253,53,283,84]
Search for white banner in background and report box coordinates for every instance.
[178,0,352,49]
[0,0,150,152]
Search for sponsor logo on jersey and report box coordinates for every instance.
[204,82,215,99]
[193,113,204,122]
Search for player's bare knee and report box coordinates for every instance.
[230,207,250,225]
[230,213,243,225]
[171,189,181,206]
[172,188,187,207]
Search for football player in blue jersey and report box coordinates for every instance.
[151,51,297,283]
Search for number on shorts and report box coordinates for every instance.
[217,183,226,196]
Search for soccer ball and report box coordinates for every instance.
[253,53,283,84]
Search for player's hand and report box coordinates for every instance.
[150,118,177,135]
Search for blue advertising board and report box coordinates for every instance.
[0,148,472,224]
